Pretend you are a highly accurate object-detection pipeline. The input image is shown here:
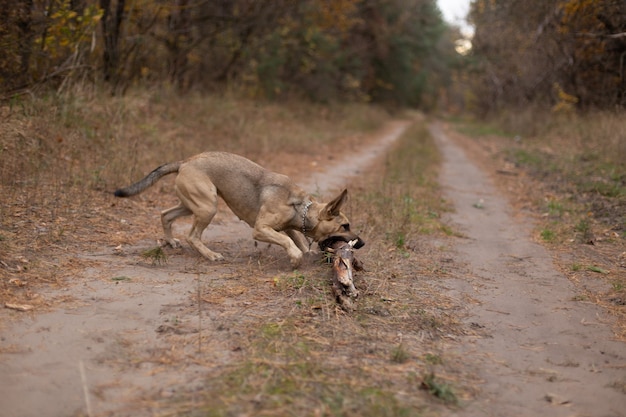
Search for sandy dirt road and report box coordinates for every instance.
[1,120,624,417]
[430,123,625,417]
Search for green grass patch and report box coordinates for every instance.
[110,276,132,282]
[546,199,565,217]
[356,122,453,249]
[141,246,167,265]
[391,344,410,364]
[511,149,544,168]
[273,271,308,292]
[540,228,556,242]
[424,353,444,365]
[455,121,512,138]
[587,265,609,275]
[420,373,458,405]
[574,219,593,242]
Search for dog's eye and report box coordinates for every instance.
[342,223,350,231]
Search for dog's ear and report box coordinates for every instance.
[320,189,348,219]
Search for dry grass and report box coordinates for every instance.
[488,107,626,167]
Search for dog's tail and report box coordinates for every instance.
[114,161,182,197]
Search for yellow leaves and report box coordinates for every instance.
[559,0,599,22]
[552,83,578,113]
[343,74,361,90]
[556,83,578,104]
[311,0,361,34]
[558,0,602,34]
[475,0,496,15]
[38,0,103,57]
[558,1,615,79]
[51,10,77,20]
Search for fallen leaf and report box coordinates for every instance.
[587,266,609,274]
[544,393,571,406]
[5,303,34,312]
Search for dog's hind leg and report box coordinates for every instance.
[187,217,224,261]
[175,174,224,261]
[161,203,192,248]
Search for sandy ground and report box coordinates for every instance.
[430,123,625,417]
[1,120,624,417]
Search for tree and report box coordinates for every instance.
[100,0,125,85]
[0,0,34,90]
[468,0,626,113]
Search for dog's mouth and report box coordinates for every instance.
[319,233,365,252]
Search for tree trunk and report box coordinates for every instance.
[100,0,125,85]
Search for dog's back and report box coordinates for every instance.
[179,152,305,226]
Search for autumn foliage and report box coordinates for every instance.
[468,0,626,112]
[0,0,458,106]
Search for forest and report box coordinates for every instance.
[1,0,457,107]
[2,0,623,112]
[468,0,625,113]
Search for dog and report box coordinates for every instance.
[114,151,364,268]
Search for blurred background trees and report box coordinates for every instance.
[0,0,460,107]
[468,0,626,114]
[2,0,623,113]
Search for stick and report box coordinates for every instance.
[79,360,93,417]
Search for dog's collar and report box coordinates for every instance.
[301,199,313,235]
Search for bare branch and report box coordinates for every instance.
[575,31,626,39]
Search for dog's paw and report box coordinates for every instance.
[285,245,304,269]
[289,252,303,269]
[305,248,321,256]
[199,247,224,262]
[301,250,320,264]
[161,238,181,249]
[209,252,224,262]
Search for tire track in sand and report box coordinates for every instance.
[431,123,625,417]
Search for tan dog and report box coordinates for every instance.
[114,152,364,268]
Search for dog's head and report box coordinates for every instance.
[309,189,365,249]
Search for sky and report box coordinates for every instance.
[437,0,473,36]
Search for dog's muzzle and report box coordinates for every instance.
[319,233,365,252]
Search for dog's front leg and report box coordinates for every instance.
[253,226,303,268]
[285,230,313,253]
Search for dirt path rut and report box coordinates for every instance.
[431,123,625,417]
